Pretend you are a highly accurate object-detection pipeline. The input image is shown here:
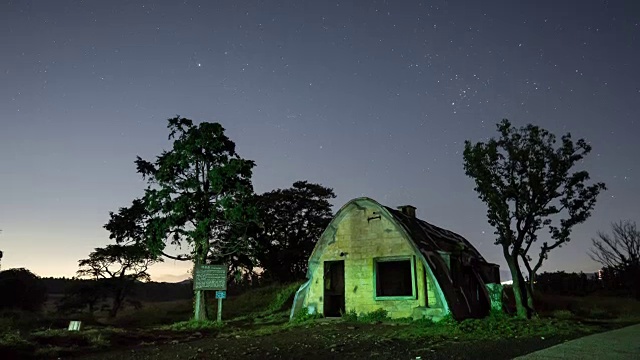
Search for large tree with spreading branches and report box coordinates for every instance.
[77,244,157,317]
[133,116,257,321]
[463,119,606,318]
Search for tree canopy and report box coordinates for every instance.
[463,119,606,318]
[252,181,335,282]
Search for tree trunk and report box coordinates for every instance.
[193,289,208,321]
[109,297,123,318]
[525,271,537,314]
[506,255,529,318]
[109,287,126,318]
[108,280,129,319]
[193,256,209,321]
[632,265,640,301]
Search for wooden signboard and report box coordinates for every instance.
[193,264,227,291]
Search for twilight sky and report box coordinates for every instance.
[1,0,639,282]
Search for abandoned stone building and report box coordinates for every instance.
[290,197,501,321]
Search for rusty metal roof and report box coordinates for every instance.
[384,206,487,262]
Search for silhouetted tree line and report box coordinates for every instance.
[598,266,640,299]
[42,277,191,301]
[43,277,192,316]
[535,268,639,299]
[535,271,599,296]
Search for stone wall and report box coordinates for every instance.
[304,201,442,319]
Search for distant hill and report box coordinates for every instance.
[41,277,192,302]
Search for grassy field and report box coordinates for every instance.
[535,292,640,322]
[1,284,639,359]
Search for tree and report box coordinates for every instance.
[0,268,47,312]
[57,280,108,314]
[251,181,335,282]
[76,244,158,318]
[134,116,257,321]
[590,220,640,299]
[463,119,606,318]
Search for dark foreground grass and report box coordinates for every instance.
[1,289,638,359]
[0,281,304,359]
[392,311,598,341]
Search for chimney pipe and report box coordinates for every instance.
[397,205,416,218]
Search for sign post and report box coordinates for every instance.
[215,290,226,323]
[194,264,227,323]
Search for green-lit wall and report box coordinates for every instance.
[304,202,442,319]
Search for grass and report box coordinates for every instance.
[166,319,225,332]
[0,281,305,358]
[535,293,640,322]
[291,307,323,324]
[215,281,304,320]
[392,310,596,341]
[340,308,390,323]
[1,287,638,359]
[110,299,193,328]
[110,281,304,328]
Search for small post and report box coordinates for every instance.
[215,290,226,323]
[194,290,202,321]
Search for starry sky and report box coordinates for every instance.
[1,0,639,282]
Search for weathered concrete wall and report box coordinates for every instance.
[304,201,442,319]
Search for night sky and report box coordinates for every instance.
[1,1,639,282]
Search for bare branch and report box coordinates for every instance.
[590,220,640,270]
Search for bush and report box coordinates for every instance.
[359,308,389,323]
[551,310,574,320]
[586,307,616,320]
[169,319,224,331]
[341,309,358,322]
[0,309,41,333]
[291,308,323,324]
[0,330,34,356]
[341,308,389,323]
[0,268,47,312]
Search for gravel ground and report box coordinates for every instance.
[69,323,589,360]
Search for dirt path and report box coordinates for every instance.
[74,323,584,360]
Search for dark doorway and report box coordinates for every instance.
[323,260,345,317]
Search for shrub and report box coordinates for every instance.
[340,309,358,322]
[0,268,47,312]
[0,330,34,356]
[0,309,41,333]
[292,308,323,324]
[359,308,389,323]
[587,307,616,320]
[169,319,224,331]
[551,310,574,320]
